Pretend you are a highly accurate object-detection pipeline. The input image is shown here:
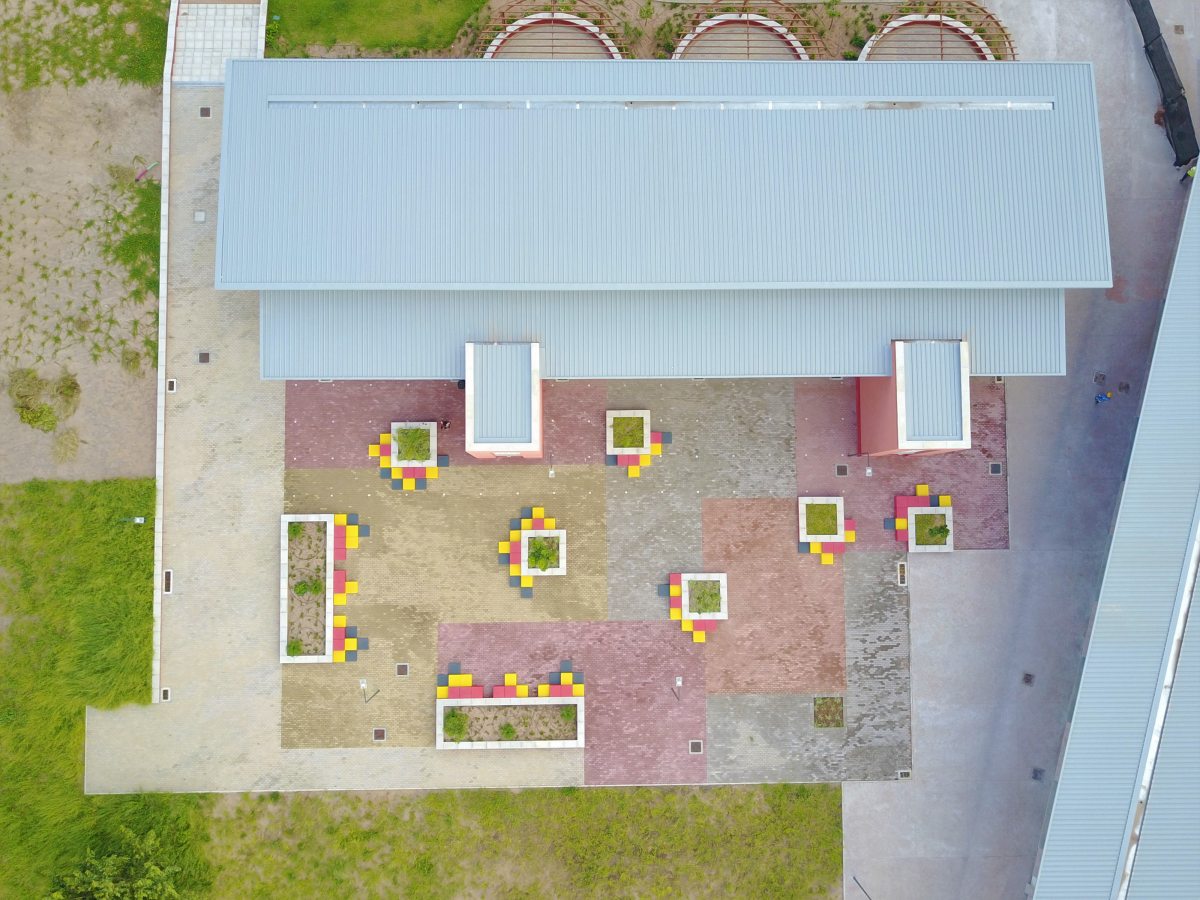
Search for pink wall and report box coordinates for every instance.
[858,346,901,456]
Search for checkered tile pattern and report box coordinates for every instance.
[885,484,951,542]
[662,573,721,643]
[436,660,584,699]
[605,430,671,478]
[368,432,450,491]
[172,4,260,84]
[497,506,557,598]
[331,513,370,663]
[798,518,858,565]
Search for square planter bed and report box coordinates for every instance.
[436,697,585,749]
[908,507,954,553]
[606,409,651,456]
[680,572,729,620]
[280,513,334,663]
[520,529,567,576]
[390,421,437,468]
[797,496,846,542]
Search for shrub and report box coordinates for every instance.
[121,348,143,376]
[19,402,58,432]
[560,704,576,723]
[393,426,431,462]
[49,826,182,900]
[7,367,47,408]
[527,537,559,571]
[443,708,469,742]
[286,639,303,657]
[54,428,83,463]
[499,723,517,741]
[688,579,723,614]
[288,522,302,540]
[51,370,82,418]
[929,524,950,539]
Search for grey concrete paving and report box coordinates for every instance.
[843,2,1197,897]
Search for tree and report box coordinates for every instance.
[49,828,182,900]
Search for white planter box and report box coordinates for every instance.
[280,513,334,663]
[797,496,846,542]
[390,421,437,468]
[681,572,729,620]
[520,529,567,576]
[436,697,585,749]
[606,409,651,455]
[908,506,955,553]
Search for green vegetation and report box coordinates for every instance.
[443,708,469,742]
[54,428,83,464]
[393,426,431,462]
[687,579,723,615]
[499,723,517,741]
[7,367,58,432]
[293,577,325,596]
[286,638,304,657]
[527,536,560,571]
[805,502,839,536]
[206,784,841,897]
[102,172,161,307]
[288,521,303,540]
[813,697,845,729]
[0,480,211,899]
[611,415,646,449]
[49,826,184,900]
[1,0,169,90]
[915,514,949,546]
[561,704,577,723]
[266,0,486,56]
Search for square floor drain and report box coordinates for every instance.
[1093,371,1107,385]
[1032,768,1045,781]
[990,462,1004,476]
[835,464,849,477]
[689,740,703,754]
[160,687,171,702]
[396,663,409,677]
[372,728,387,742]
[1023,672,1035,685]
[197,351,210,364]
[199,106,211,118]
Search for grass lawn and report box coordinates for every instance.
[688,579,723,614]
[267,0,485,54]
[914,513,949,546]
[813,697,845,729]
[611,415,646,449]
[393,426,431,461]
[805,502,839,536]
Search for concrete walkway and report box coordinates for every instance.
[843,1,1198,897]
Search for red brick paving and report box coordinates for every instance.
[438,621,707,785]
[702,498,847,695]
[794,378,1009,549]
[285,380,607,469]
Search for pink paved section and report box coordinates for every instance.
[795,378,1009,549]
[438,621,707,785]
[702,498,847,695]
[285,380,606,469]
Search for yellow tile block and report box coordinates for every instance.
[572,684,585,696]
[520,518,533,529]
[335,513,347,526]
[516,684,529,698]
[334,593,346,606]
[669,607,682,620]
[379,433,391,444]
[402,478,416,491]
[628,465,641,478]
[509,530,522,542]
[809,542,822,554]
[448,673,472,688]
[532,506,545,518]
[346,581,358,594]
[436,686,448,699]
[845,530,856,544]
[639,454,652,467]
[346,526,359,549]
[379,456,391,469]
[651,443,663,456]
[561,672,573,685]
[498,541,511,554]
[939,495,952,507]
[895,518,907,530]
[537,684,550,698]
[669,584,682,597]
[820,553,835,565]
[682,619,694,632]
[692,631,707,643]
[333,650,346,663]
[520,576,533,588]
[426,467,439,479]
[509,563,521,576]
[505,672,518,686]
[345,638,358,651]
[916,484,930,496]
[368,445,380,458]
[544,518,556,529]
[334,615,347,628]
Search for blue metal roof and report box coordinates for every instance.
[217,59,1110,291]
[259,288,1065,379]
[1033,185,1200,898]
[471,343,534,443]
[902,340,964,441]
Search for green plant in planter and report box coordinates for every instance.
[915,514,950,546]
[805,503,839,536]
[286,638,303,657]
[527,537,559,571]
[393,427,431,462]
[928,524,950,539]
[288,522,302,540]
[612,416,646,449]
[499,723,517,741]
[688,580,723,614]
[560,704,576,723]
[443,708,469,742]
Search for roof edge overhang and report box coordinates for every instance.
[218,278,1112,292]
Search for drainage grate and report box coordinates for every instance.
[835,464,849,477]
[1093,371,1107,385]
[896,562,908,587]
[689,740,704,754]
[1032,768,1045,781]
[372,728,387,742]
[994,375,1004,384]
[166,378,177,393]
[1118,382,1131,395]
[160,687,171,702]
[897,769,912,779]
[989,462,1004,476]
[197,351,210,364]
[1023,672,1035,685]
[199,106,212,118]
[396,663,409,677]
[163,569,173,594]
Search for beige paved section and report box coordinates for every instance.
[281,465,607,749]
[84,85,582,793]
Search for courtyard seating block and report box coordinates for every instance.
[520,587,533,598]
[335,514,347,526]
[358,638,368,650]
[561,672,573,685]
[517,685,529,698]
[670,607,682,619]
[520,576,533,588]
[437,454,449,467]
[549,672,560,684]
[532,506,545,518]
[334,528,346,549]
[379,433,391,445]
[509,529,521,541]
[334,634,345,651]
[333,650,345,663]
[916,484,930,496]
[884,517,896,529]
[402,478,416,491]
[437,686,448,699]
[628,466,641,478]
[651,443,663,456]
[346,514,358,525]
[682,619,694,632]
[448,673,473,687]
[573,684,585,696]
[358,525,370,537]
[532,518,544,529]
[809,542,822,553]
[346,651,358,662]
[821,553,835,565]
[798,541,810,553]
[415,479,427,491]
[334,570,347,590]
[509,563,521,576]
[669,583,682,597]
[538,684,550,697]
[448,662,461,674]
[334,594,346,606]
[508,575,520,586]
[939,495,952,507]
[669,573,682,586]
[391,479,403,489]
[692,631,706,643]
[368,445,380,458]
[346,626,357,638]
[345,638,358,651]
[379,456,390,469]
[846,530,856,543]
[521,507,533,518]
[657,583,671,597]
[521,518,533,529]
[346,526,359,549]
[895,518,907,530]
[669,595,682,609]
[544,518,556,529]
[426,467,439,479]
[437,673,449,686]
[605,454,618,466]
[505,672,518,686]
[334,615,347,628]
[498,541,511,554]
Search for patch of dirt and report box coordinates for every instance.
[287,521,327,655]
[0,80,159,483]
[447,703,578,742]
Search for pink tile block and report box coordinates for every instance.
[844,518,856,530]
[617,454,638,467]
[334,626,345,639]
[334,546,347,561]
[822,541,846,553]
[550,684,572,697]
[334,570,347,591]
[334,634,345,651]
[669,596,682,609]
[532,518,544,529]
[467,686,485,698]
[669,573,682,586]
[651,431,663,442]
[509,545,522,563]
[334,526,346,548]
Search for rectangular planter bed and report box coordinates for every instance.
[520,529,567,576]
[390,421,437,468]
[436,696,585,749]
[681,572,729,620]
[908,507,954,553]
[797,496,846,542]
[280,513,334,663]
[606,409,651,456]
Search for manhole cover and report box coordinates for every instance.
[198,351,210,364]
[835,464,849,477]
[990,462,1004,476]
[1032,768,1045,781]
[689,740,703,754]
[373,728,387,742]
[396,663,409,677]
[1093,371,1106,385]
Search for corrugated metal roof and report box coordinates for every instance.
[471,343,534,443]
[903,340,964,441]
[1127,621,1200,899]
[259,288,1064,379]
[1032,186,1200,898]
[217,59,1110,291]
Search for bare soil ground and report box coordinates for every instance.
[448,703,578,742]
[0,81,159,483]
[287,521,326,654]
